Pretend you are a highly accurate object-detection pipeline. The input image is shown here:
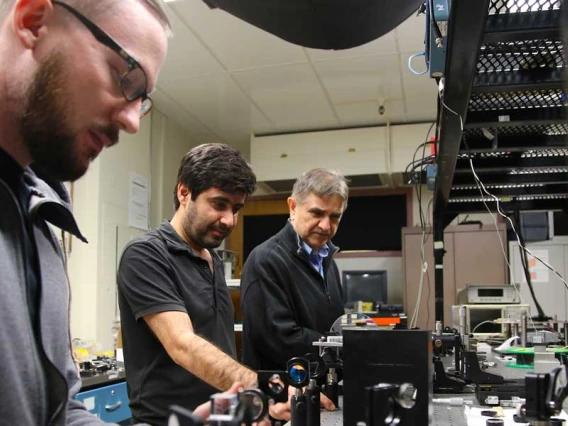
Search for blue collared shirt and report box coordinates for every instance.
[301,241,330,278]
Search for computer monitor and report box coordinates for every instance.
[342,270,388,304]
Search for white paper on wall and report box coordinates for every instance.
[128,172,149,231]
[527,249,549,283]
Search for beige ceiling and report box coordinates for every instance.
[153,0,438,155]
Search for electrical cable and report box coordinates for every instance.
[428,0,444,48]
[408,52,429,75]
[472,320,499,334]
[415,123,436,229]
[469,158,568,291]
[514,212,548,319]
[468,160,539,333]
[440,100,555,332]
[410,229,428,329]
[459,129,541,330]
[408,121,437,328]
[406,155,436,177]
[424,197,434,328]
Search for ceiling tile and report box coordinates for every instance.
[405,111,437,123]
[305,28,398,60]
[395,13,427,53]
[250,107,276,134]
[232,63,338,127]
[152,87,222,142]
[158,73,273,135]
[232,63,319,98]
[264,102,338,130]
[404,92,438,115]
[214,128,252,148]
[399,55,438,95]
[335,99,406,123]
[151,3,438,147]
[169,2,307,72]
[158,9,225,80]
[313,54,403,105]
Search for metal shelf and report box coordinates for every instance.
[432,0,567,324]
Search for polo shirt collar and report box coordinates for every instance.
[158,220,220,261]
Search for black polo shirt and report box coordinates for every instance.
[117,220,236,426]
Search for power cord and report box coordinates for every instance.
[407,121,437,329]
[440,98,567,328]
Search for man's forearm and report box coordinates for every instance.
[176,331,257,391]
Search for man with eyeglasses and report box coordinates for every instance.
[0,0,169,425]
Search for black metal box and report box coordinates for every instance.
[342,328,432,426]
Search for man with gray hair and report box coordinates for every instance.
[240,168,348,377]
[0,0,169,424]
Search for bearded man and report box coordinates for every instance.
[0,0,169,424]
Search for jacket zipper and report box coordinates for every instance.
[322,245,340,306]
[297,246,338,306]
[24,190,71,423]
[29,200,70,424]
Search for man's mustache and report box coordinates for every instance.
[211,224,230,234]
[93,125,119,147]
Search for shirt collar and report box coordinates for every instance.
[159,220,220,261]
[301,240,330,259]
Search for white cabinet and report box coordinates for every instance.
[509,237,568,321]
[251,127,388,181]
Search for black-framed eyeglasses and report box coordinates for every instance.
[52,1,152,117]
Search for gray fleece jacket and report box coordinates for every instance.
[0,168,110,425]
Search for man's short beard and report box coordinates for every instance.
[183,203,228,251]
[20,51,87,182]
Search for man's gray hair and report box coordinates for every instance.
[0,0,172,34]
[291,168,349,211]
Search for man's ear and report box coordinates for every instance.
[177,183,191,207]
[287,197,297,218]
[13,0,53,49]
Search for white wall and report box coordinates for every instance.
[67,160,101,346]
[509,236,568,321]
[150,109,200,228]
[411,184,496,228]
[69,110,195,351]
[335,256,403,305]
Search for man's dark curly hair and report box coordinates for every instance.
[173,143,257,211]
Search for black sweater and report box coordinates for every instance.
[240,220,345,370]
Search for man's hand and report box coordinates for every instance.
[194,381,281,426]
[268,384,294,421]
[268,386,336,420]
[192,382,245,419]
[320,392,336,411]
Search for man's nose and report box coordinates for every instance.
[220,210,235,228]
[319,216,331,231]
[112,99,142,134]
